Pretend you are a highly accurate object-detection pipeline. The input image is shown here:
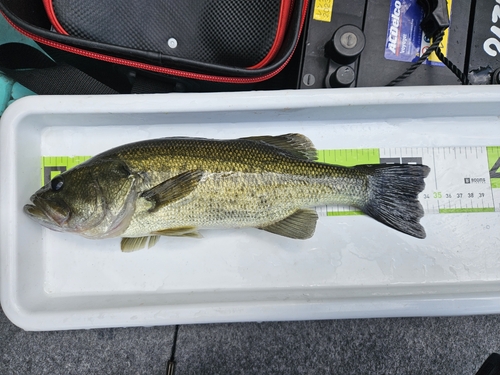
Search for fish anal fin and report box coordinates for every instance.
[259,209,318,240]
[141,170,203,212]
[240,134,317,161]
[152,226,203,238]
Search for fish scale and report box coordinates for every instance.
[117,138,367,236]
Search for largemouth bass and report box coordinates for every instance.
[24,134,430,251]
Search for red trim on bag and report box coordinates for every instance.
[248,0,293,70]
[42,0,69,35]
[1,0,309,84]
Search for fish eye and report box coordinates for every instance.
[51,176,64,191]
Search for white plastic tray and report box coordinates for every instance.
[1,86,500,331]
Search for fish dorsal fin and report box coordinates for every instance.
[152,226,203,238]
[240,133,317,161]
[259,209,318,239]
[121,235,160,252]
[141,170,203,212]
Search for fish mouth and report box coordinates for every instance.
[23,196,70,231]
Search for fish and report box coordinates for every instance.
[24,134,430,252]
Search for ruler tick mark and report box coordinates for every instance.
[432,147,438,190]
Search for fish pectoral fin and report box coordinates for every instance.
[240,134,317,161]
[152,226,203,238]
[121,235,160,252]
[141,170,203,212]
[259,209,318,240]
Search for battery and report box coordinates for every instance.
[357,0,470,86]
[298,0,500,88]
[299,0,365,89]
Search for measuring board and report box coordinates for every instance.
[41,146,500,216]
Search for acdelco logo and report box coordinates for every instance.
[387,1,402,54]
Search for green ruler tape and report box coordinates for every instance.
[41,156,92,187]
[487,146,500,189]
[41,146,500,215]
[316,148,380,166]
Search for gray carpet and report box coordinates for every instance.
[1,305,500,375]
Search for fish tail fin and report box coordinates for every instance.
[354,164,430,239]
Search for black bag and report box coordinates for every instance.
[0,0,308,93]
